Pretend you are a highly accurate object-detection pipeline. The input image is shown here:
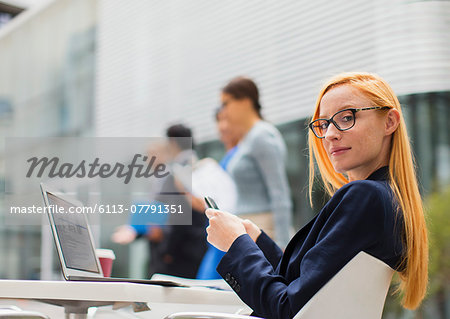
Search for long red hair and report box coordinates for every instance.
[308,72,428,309]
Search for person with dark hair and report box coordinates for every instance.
[112,124,208,278]
[166,124,195,150]
[220,76,293,247]
[148,123,207,278]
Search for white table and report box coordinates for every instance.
[0,280,249,318]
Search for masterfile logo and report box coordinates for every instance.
[25,154,170,184]
[3,137,194,226]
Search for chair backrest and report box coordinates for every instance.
[165,252,394,319]
[294,251,394,319]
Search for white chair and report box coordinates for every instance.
[165,251,394,319]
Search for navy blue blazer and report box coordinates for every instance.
[217,167,404,319]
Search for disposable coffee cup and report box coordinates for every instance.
[96,248,116,277]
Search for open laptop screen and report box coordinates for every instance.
[47,193,100,274]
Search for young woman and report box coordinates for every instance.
[205,72,428,318]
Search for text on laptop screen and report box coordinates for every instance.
[47,193,100,274]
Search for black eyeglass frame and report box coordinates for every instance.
[308,106,391,139]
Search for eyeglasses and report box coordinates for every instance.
[308,106,391,139]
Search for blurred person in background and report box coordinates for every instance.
[205,72,428,318]
[157,124,208,278]
[112,124,208,278]
[219,76,293,248]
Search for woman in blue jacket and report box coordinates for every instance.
[205,72,428,318]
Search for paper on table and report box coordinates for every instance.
[151,273,232,291]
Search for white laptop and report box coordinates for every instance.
[40,183,184,287]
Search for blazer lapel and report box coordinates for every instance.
[278,215,318,276]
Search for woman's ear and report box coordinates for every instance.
[385,108,400,136]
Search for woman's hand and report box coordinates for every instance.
[242,219,262,242]
[205,209,246,252]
